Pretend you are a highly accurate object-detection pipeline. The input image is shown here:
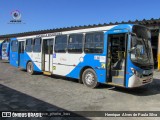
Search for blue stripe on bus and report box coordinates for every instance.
[66,24,135,85]
[20,52,42,72]
[10,38,41,72]
[66,54,106,83]
[10,51,42,72]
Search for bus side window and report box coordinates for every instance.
[54,35,67,53]
[68,34,83,53]
[25,39,33,52]
[33,38,41,52]
[84,32,104,53]
[11,41,18,52]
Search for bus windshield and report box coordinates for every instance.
[130,25,154,69]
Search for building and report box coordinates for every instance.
[0,18,160,70]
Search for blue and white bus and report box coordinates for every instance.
[1,41,10,60]
[0,40,3,59]
[9,24,154,88]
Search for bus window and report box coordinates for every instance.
[25,39,33,52]
[19,41,24,53]
[11,41,18,52]
[68,34,83,53]
[54,35,67,53]
[33,38,41,52]
[84,32,104,53]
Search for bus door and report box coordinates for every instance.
[107,33,127,86]
[10,39,19,67]
[18,41,25,68]
[42,39,53,72]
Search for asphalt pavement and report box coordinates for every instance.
[0,61,160,120]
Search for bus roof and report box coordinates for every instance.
[14,24,134,40]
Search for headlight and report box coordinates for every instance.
[131,68,143,78]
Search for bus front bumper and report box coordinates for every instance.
[128,74,153,88]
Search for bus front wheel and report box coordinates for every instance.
[82,68,99,88]
[27,62,34,75]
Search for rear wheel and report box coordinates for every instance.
[82,68,99,88]
[27,62,34,75]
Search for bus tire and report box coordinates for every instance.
[27,62,34,75]
[82,68,99,88]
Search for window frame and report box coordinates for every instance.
[33,38,41,53]
[68,34,83,53]
[84,32,104,54]
[11,40,18,52]
[25,38,33,52]
[54,35,68,53]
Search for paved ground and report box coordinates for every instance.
[0,61,160,120]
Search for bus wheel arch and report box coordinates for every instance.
[26,61,34,75]
[81,67,99,88]
[80,66,92,83]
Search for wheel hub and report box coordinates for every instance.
[85,72,94,85]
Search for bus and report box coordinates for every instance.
[1,41,10,61]
[0,41,2,59]
[9,24,154,88]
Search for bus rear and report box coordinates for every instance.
[0,40,4,59]
[1,42,10,60]
[0,43,2,59]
